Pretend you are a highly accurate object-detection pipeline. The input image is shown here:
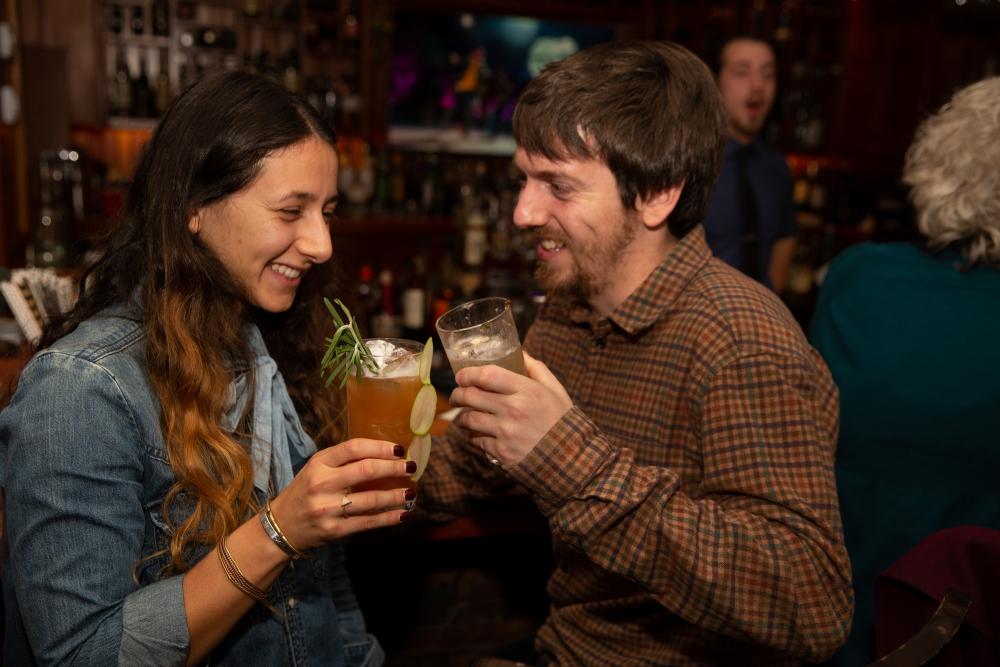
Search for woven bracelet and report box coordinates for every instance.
[217,535,269,604]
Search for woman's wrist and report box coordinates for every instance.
[229,510,292,575]
[260,497,308,559]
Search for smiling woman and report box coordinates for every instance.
[189,136,339,314]
[0,72,408,666]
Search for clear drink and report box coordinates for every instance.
[446,335,526,375]
[435,297,526,376]
[346,338,422,492]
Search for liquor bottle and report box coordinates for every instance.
[371,269,401,338]
[113,47,132,117]
[130,5,145,36]
[482,190,518,297]
[420,154,439,214]
[463,199,488,269]
[131,53,153,117]
[108,4,124,35]
[401,256,428,341]
[281,49,300,93]
[243,0,261,18]
[27,156,69,268]
[355,264,380,335]
[152,0,170,37]
[198,27,218,48]
[154,48,171,116]
[176,1,196,21]
[390,152,406,213]
[372,146,391,213]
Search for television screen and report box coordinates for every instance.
[388,11,615,154]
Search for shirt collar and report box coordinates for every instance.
[725,136,764,157]
[548,225,713,336]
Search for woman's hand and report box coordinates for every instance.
[267,439,414,550]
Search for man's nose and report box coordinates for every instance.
[513,182,545,229]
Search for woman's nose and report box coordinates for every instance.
[298,211,333,264]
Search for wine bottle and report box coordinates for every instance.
[131,52,153,118]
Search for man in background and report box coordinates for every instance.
[702,36,798,293]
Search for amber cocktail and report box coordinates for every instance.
[346,338,423,492]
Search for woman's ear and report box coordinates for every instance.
[187,210,202,234]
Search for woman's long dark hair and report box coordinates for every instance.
[43,71,344,571]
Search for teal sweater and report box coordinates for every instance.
[809,241,1000,665]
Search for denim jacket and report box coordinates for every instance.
[0,302,384,666]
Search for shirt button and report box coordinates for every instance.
[594,338,606,350]
[287,597,297,609]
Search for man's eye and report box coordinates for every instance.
[280,209,301,217]
[323,210,338,223]
[550,182,570,198]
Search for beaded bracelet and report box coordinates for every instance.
[217,535,269,604]
[260,498,307,560]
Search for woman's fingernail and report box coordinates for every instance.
[405,461,417,474]
[399,511,412,523]
[393,445,405,458]
[404,488,416,501]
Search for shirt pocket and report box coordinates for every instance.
[139,488,210,583]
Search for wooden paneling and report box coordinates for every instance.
[19,0,100,126]
[828,0,1000,180]
[0,0,30,267]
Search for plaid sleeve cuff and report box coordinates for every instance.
[507,406,614,515]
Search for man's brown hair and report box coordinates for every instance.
[513,40,727,238]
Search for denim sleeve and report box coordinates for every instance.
[1,352,190,665]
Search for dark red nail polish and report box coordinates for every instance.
[405,460,417,474]
[404,488,416,501]
[399,511,412,523]
[393,445,405,458]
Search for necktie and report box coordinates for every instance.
[735,144,761,281]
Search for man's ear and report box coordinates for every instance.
[636,182,684,230]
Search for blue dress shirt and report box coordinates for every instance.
[702,137,797,288]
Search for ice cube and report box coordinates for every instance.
[363,339,419,378]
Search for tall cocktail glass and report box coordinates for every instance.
[435,297,526,376]
[346,338,423,492]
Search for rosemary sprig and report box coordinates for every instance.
[320,298,377,389]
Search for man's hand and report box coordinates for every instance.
[449,351,573,466]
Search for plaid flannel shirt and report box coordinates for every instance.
[421,227,853,665]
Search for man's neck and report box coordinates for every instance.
[589,231,677,317]
[728,129,757,145]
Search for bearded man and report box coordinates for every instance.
[419,40,852,667]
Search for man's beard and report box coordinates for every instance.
[534,212,638,304]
